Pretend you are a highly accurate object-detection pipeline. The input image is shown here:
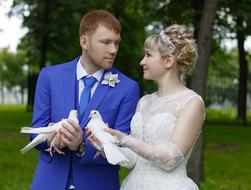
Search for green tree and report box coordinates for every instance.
[206,41,238,107]
[217,0,251,124]
[0,48,27,104]
[10,0,91,109]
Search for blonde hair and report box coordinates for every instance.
[144,24,198,74]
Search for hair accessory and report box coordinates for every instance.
[159,30,175,49]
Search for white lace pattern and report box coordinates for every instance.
[119,89,204,190]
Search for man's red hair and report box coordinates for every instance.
[79,10,121,36]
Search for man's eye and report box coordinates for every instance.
[102,41,110,45]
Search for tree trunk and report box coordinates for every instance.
[236,17,248,125]
[189,0,218,183]
[186,0,204,88]
[21,88,24,104]
[40,0,49,69]
[27,73,38,111]
[27,0,49,110]
[0,80,4,104]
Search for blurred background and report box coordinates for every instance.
[0,0,250,189]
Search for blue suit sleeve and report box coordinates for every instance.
[30,68,51,151]
[79,82,140,165]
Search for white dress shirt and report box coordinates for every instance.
[76,57,104,103]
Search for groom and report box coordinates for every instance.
[30,10,140,190]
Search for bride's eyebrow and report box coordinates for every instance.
[144,49,151,53]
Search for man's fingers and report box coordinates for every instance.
[61,121,74,133]
[59,134,66,149]
[61,120,83,138]
[61,134,71,144]
[60,125,74,140]
[67,119,82,132]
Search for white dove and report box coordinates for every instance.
[20,110,79,155]
[86,110,128,165]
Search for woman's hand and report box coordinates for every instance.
[85,127,102,151]
[104,127,127,141]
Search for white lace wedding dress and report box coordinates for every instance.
[119,89,204,190]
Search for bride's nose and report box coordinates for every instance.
[140,57,146,66]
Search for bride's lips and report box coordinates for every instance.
[104,57,115,60]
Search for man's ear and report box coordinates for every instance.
[164,55,175,69]
[80,35,88,50]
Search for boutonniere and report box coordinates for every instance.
[101,72,120,87]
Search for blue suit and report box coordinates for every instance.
[30,57,140,190]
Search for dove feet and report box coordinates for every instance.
[48,145,65,156]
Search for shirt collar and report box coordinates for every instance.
[76,57,104,82]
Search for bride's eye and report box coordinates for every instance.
[145,51,151,57]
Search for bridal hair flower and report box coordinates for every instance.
[159,30,175,49]
[101,72,120,87]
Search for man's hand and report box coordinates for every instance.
[59,119,83,151]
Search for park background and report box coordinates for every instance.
[0,0,251,189]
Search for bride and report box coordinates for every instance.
[90,24,205,190]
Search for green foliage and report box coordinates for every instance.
[206,108,237,122]
[206,107,251,124]
[206,41,238,107]
[0,48,27,90]
[11,0,90,70]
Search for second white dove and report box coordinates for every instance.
[86,110,128,165]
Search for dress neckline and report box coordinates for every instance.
[154,88,191,99]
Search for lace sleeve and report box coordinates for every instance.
[119,135,184,171]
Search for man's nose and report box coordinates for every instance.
[109,43,118,54]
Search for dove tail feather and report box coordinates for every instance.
[20,135,47,153]
[20,145,33,153]
[103,143,128,165]
[20,142,37,153]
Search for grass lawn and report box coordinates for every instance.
[0,105,37,190]
[0,105,250,189]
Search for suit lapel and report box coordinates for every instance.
[62,58,79,116]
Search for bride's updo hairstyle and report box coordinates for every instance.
[144,24,198,74]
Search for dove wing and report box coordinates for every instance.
[87,117,127,165]
[103,143,128,165]
[21,125,55,134]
